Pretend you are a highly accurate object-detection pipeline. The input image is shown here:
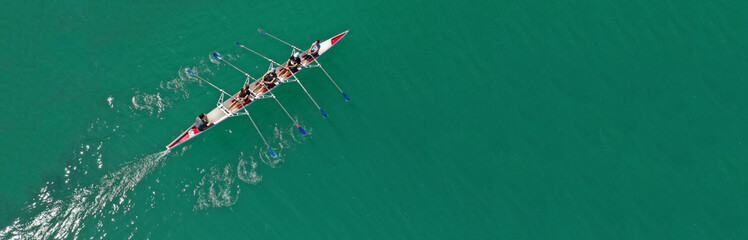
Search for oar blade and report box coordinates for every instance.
[297,125,307,136]
[212,52,222,59]
[258,28,266,34]
[343,92,351,102]
[235,42,243,47]
[320,109,328,119]
[186,69,196,76]
[268,147,277,158]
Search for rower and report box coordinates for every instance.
[195,113,214,131]
[309,40,320,58]
[263,70,278,86]
[287,55,301,71]
[298,40,320,64]
[254,69,277,93]
[279,55,300,77]
[299,51,313,64]
[229,85,252,110]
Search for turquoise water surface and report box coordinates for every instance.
[2,0,748,239]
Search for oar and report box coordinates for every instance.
[186,69,238,103]
[243,108,277,158]
[235,42,329,119]
[186,69,276,158]
[258,28,351,102]
[213,53,307,136]
[212,53,252,78]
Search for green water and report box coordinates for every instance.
[2,0,748,239]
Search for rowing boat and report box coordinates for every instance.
[166,30,349,150]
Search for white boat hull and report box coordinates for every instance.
[166,30,349,149]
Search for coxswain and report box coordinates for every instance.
[195,113,214,131]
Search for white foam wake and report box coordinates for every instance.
[0,150,170,240]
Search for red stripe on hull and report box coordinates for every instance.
[167,127,199,148]
[330,31,348,45]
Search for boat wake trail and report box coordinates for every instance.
[0,150,170,240]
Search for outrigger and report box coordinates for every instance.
[166,29,350,157]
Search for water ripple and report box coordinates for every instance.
[237,152,262,185]
[193,163,239,210]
